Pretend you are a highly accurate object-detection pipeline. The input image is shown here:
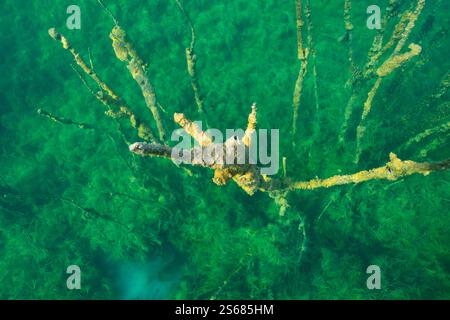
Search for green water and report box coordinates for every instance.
[0,0,449,299]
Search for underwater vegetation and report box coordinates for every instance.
[0,0,449,299]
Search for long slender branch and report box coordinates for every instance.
[288,153,449,191]
[343,0,354,65]
[304,0,321,157]
[418,135,449,158]
[291,0,309,142]
[338,0,357,145]
[364,0,400,77]
[175,0,206,116]
[291,60,308,141]
[48,28,118,100]
[0,183,130,230]
[295,0,305,60]
[37,108,95,129]
[354,78,382,163]
[402,121,450,150]
[338,93,357,145]
[305,0,319,115]
[355,44,422,162]
[432,71,450,100]
[394,0,426,54]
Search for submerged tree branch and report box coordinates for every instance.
[48,28,157,143]
[354,0,425,163]
[175,0,205,117]
[37,108,95,129]
[44,0,449,211]
[291,0,309,142]
[287,153,449,191]
[109,25,167,143]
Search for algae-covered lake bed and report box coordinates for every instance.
[0,0,449,300]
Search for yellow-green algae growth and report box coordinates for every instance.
[0,0,449,299]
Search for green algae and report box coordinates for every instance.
[0,0,449,299]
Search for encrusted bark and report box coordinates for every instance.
[46,0,449,213]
